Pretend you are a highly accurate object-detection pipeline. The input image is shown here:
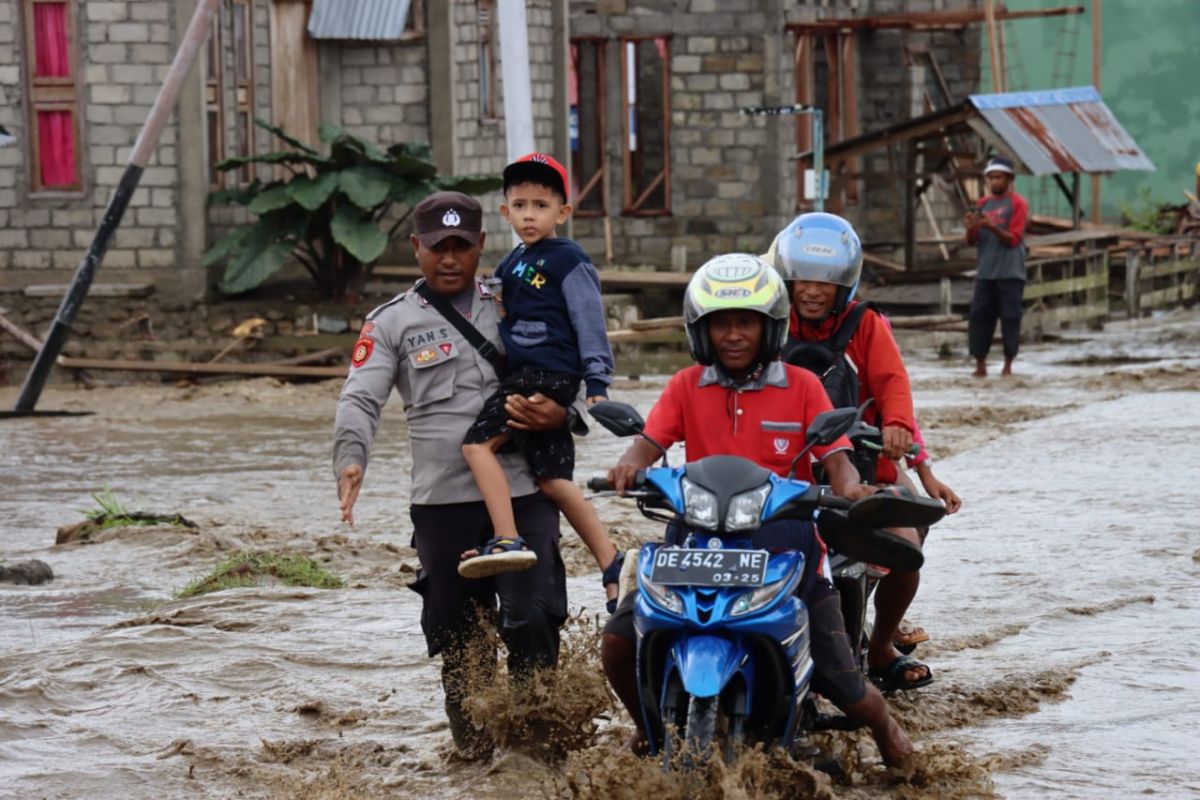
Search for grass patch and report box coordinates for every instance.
[179,551,346,598]
[57,489,198,544]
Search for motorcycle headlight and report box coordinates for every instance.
[729,566,800,618]
[682,478,718,530]
[641,576,685,615]
[725,483,771,532]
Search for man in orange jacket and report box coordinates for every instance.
[774,212,932,693]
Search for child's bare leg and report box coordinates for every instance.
[539,477,619,600]
[462,434,518,540]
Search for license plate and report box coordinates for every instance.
[649,548,769,588]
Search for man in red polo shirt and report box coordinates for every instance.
[602,254,915,768]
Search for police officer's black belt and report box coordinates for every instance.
[415,281,509,379]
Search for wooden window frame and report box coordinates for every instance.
[477,0,498,120]
[22,0,84,195]
[619,36,671,217]
[793,27,860,212]
[231,0,256,185]
[570,37,607,218]
[205,10,225,189]
[400,0,425,41]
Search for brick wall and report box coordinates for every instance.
[0,0,180,283]
[338,42,428,147]
[855,0,982,256]
[566,0,822,268]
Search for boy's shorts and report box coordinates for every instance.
[462,366,580,481]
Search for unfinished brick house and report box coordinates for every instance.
[0,0,982,301]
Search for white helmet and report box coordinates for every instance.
[683,254,790,366]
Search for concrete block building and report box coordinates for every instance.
[0,0,981,302]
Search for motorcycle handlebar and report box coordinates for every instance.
[586,470,646,492]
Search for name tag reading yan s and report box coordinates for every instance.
[409,340,457,368]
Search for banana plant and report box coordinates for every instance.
[204,119,500,300]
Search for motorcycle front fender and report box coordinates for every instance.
[671,635,744,699]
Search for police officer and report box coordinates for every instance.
[333,191,582,757]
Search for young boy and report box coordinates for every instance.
[459,153,621,607]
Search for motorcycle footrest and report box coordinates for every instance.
[810,713,865,732]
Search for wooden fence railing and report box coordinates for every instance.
[1022,248,1110,334]
[1117,239,1200,316]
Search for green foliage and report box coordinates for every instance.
[205,119,502,300]
[1120,186,1175,234]
[75,488,193,533]
[178,551,346,598]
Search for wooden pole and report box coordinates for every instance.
[0,312,45,353]
[1090,0,1102,222]
[984,0,1003,93]
[15,0,222,412]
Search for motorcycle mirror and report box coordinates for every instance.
[589,400,670,466]
[587,400,646,437]
[788,406,858,477]
[805,406,859,446]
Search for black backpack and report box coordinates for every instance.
[783,301,878,482]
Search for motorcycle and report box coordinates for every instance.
[586,400,944,767]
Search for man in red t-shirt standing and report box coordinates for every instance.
[965,155,1029,377]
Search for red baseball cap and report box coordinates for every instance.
[503,152,569,201]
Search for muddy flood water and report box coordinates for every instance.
[3,310,1200,799]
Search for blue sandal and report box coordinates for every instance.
[868,654,934,693]
[458,535,538,579]
[602,551,625,613]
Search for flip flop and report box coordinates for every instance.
[868,654,934,693]
[848,488,946,529]
[816,510,925,572]
[895,621,930,655]
[457,535,538,579]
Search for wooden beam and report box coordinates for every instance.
[795,106,972,168]
[984,0,1003,93]
[372,265,694,289]
[57,357,347,379]
[0,312,44,352]
[787,5,1085,33]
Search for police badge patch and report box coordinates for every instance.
[351,337,374,368]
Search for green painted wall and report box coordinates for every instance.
[979,0,1199,222]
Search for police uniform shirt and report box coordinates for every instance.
[333,278,557,506]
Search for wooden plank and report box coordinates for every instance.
[1140,284,1197,310]
[1138,258,1200,280]
[57,357,347,379]
[886,313,963,328]
[1025,229,1119,248]
[630,316,683,331]
[0,311,45,352]
[863,252,905,272]
[1023,270,1107,301]
[372,265,694,289]
[23,282,155,298]
[1026,301,1108,327]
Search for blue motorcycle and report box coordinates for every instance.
[587,400,942,766]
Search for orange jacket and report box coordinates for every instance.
[788,301,915,483]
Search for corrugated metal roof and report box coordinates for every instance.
[968,86,1154,176]
[308,0,413,41]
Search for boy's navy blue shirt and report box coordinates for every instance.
[494,237,614,397]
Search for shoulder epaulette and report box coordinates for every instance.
[364,289,412,321]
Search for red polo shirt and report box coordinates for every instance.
[642,362,852,483]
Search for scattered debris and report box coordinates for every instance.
[0,559,54,585]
